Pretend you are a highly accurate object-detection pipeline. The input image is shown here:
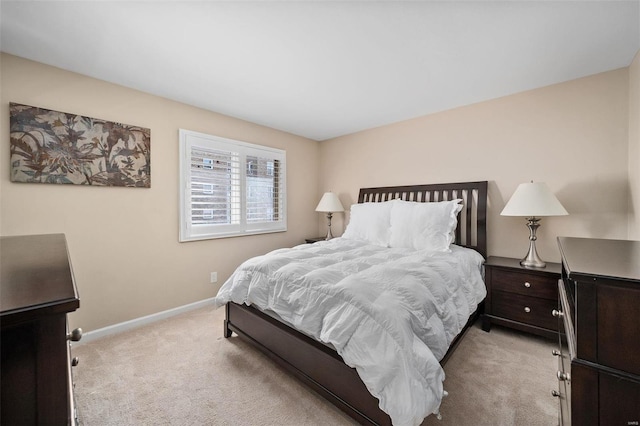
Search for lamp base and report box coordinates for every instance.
[520,254,546,269]
[520,217,546,268]
[324,212,334,240]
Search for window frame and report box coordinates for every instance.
[179,129,287,242]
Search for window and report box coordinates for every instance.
[179,129,286,241]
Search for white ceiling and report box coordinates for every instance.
[1,1,639,141]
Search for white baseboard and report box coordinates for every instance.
[76,297,217,344]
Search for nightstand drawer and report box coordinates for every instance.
[491,268,557,300]
[492,291,558,331]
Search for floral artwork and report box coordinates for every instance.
[9,103,151,187]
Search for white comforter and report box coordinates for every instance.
[213,238,486,426]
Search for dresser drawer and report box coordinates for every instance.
[491,268,558,300]
[492,291,558,331]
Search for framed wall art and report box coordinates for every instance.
[9,103,151,187]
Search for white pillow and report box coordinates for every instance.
[341,201,394,246]
[389,199,463,251]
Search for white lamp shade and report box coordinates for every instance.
[501,182,568,217]
[315,192,344,213]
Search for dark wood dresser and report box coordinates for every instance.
[1,234,81,425]
[483,256,561,339]
[555,237,640,426]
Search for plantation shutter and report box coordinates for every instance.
[179,129,286,241]
[190,147,240,226]
[246,156,283,224]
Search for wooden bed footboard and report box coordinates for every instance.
[224,301,481,425]
[224,302,393,425]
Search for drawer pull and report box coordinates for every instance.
[72,357,79,367]
[524,307,531,313]
[552,350,561,356]
[524,282,531,288]
[551,390,561,397]
[557,371,570,381]
[66,328,83,342]
[552,310,563,318]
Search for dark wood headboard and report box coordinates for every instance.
[357,181,488,258]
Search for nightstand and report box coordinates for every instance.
[305,237,326,244]
[482,256,561,339]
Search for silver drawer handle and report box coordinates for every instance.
[551,390,561,397]
[524,282,531,288]
[72,357,79,367]
[552,310,563,318]
[66,328,83,342]
[524,307,531,313]
[557,371,570,381]
[552,350,561,356]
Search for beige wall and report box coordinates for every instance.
[629,50,640,240]
[319,68,631,262]
[0,54,320,332]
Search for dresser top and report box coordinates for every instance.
[558,237,640,283]
[1,234,79,320]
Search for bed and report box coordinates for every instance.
[215,181,488,426]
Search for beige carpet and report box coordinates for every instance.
[73,306,558,426]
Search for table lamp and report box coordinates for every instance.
[501,181,568,268]
[315,192,344,240]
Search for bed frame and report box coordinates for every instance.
[223,181,488,425]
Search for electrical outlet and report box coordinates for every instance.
[210,272,218,283]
